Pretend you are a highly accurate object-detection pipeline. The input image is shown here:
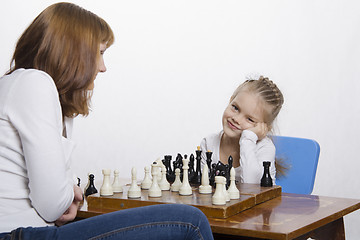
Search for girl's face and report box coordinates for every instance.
[222,90,267,139]
[87,43,107,90]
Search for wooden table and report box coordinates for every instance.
[77,188,360,240]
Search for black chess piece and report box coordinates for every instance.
[179,154,187,181]
[192,148,202,185]
[224,156,233,188]
[215,161,227,177]
[173,153,183,172]
[228,155,233,169]
[210,161,227,187]
[205,151,213,174]
[188,154,196,183]
[85,174,98,197]
[163,155,175,183]
[77,177,81,187]
[209,162,217,187]
[260,161,273,187]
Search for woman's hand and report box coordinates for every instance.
[55,186,83,226]
[247,122,269,140]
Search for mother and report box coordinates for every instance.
[0,3,213,240]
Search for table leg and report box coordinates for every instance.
[295,217,345,240]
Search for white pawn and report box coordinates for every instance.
[128,167,141,198]
[151,160,162,182]
[141,166,152,189]
[223,177,230,202]
[148,162,162,197]
[155,158,163,181]
[159,165,170,191]
[171,168,182,192]
[199,164,212,194]
[212,176,226,205]
[179,155,192,196]
[100,169,113,196]
[112,170,123,193]
[228,167,240,199]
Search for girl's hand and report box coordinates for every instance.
[55,186,83,226]
[247,122,268,140]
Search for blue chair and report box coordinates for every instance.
[272,135,320,195]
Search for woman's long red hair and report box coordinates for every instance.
[9,2,114,117]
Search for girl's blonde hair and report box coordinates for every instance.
[231,76,287,177]
[230,76,284,128]
[8,2,114,117]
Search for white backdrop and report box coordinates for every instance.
[1,0,360,238]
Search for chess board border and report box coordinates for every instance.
[86,183,281,219]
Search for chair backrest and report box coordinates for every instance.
[272,135,320,195]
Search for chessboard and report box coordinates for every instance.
[86,183,281,219]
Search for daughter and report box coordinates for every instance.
[200,76,284,184]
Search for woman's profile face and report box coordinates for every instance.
[98,43,107,73]
[87,43,107,90]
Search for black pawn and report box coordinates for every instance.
[85,174,98,197]
[260,161,273,187]
[77,177,81,187]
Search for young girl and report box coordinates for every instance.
[0,3,213,240]
[200,76,284,185]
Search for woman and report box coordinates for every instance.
[0,3,213,240]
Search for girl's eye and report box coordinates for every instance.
[232,104,239,111]
[247,118,255,123]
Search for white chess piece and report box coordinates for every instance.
[179,155,192,196]
[171,168,182,192]
[228,167,240,199]
[100,169,113,196]
[199,164,212,194]
[223,176,230,202]
[141,166,152,189]
[128,167,141,198]
[212,176,226,205]
[112,170,123,193]
[159,165,170,190]
[148,162,162,197]
[155,158,163,181]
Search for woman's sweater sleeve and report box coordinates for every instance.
[6,70,74,222]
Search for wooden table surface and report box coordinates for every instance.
[77,189,360,240]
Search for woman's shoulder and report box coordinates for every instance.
[3,68,57,94]
[0,69,59,113]
[12,68,53,83]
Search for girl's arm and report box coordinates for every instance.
[239,130,276,184]
[8,70,74,222]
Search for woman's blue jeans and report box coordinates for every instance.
[0,204,213,240]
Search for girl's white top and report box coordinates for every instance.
[200,130,276,184]
[0,69,75,232]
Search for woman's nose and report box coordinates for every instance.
[98,58,107,73]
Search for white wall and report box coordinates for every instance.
[1,0,360,238]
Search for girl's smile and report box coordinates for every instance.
[227,120,241,131]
